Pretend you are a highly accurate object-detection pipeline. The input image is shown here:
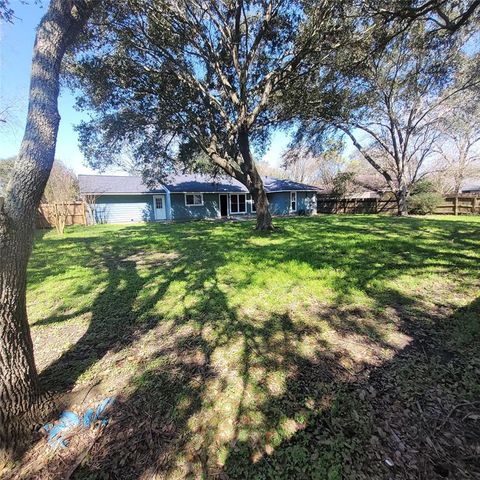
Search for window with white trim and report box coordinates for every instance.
[290,191,297,212]
[230,193,246,213]
[185,193,203,206]
[250,195,256,212]
[155,197,163,209]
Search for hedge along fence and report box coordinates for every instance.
[317,196,480,215]
[37,202,87,228]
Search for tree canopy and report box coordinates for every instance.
[71,0,365,228]
[2,0,480,465]
[367,0,480,35]
[281,14,479,213]
[433,92,480,194]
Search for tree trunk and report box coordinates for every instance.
[0,221,44,463]
[249,169,273,230]
[237,127,273,230]
[397,184,409,216]
[0,0,97,461]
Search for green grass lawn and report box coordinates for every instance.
[25,215,480,479]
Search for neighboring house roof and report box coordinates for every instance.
[460,178,480,193]
[78,173,320,195]
[319,190,382,199]
[346,191,381,199]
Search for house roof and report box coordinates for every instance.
[163,174,246,193]
[262,177,320,193]
[78,173,320,195]
[78,175,166,194]
[460,178,480,192]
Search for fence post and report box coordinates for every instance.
[454,196,459,216]
[81,202,87,225]
[472,197,477,215]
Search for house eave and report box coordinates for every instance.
[81,191,166,196]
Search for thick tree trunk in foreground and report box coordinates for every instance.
[0,0,96,462]
[0,220,42,463]
[237,128,273,230]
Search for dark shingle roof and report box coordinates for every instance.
[78,173,320,195]
[163,174,246,193]
[262,177,320,192]
[78,175,166,194]
[461,178,480,193]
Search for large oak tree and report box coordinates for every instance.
[71,0,358,230]
[283,19,478,214]
[0,0,97,460]
[434,93,480,195]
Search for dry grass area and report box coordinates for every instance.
[9,215,480,479]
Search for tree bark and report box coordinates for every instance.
[0,224,41,463]
[237,127,273,230]
[0,0,97,461]
[397,184,409,216]
[249,168,273,230]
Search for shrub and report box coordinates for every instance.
[407,180,443,215]
[332,172,356,198]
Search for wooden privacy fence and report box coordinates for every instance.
[436,196,479,215]
[37,201,87,228]
[317,196,480,215]
[317,197,397,214]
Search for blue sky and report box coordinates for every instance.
[0,1,291,174]
[0,1,96,172]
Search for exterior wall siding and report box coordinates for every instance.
[94,195,154,224]
[267,191,316,215]
[92,191,317,224]
[170,192,220,220]
[268,192,290,215]
[297,191,317,213]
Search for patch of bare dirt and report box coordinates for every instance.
[123,251,181,267]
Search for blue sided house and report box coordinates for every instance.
[78,173,320,224]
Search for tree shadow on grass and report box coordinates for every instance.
[19,215,480,478]
[38,242,167,393]
[222,294,480,480]
[43,289,478,480]
[69,282,356,479]
[35,222,247,399]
